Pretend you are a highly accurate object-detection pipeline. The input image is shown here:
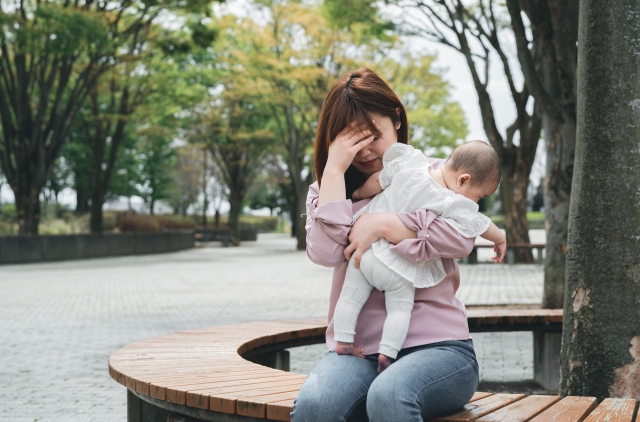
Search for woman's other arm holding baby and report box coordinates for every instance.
[352,171,382,200]
[481,222,507,263]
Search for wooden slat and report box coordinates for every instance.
[477,395,561,421]
[208,381,306,414]
[470,392,494,402]
[583,398,636,422]
[529,396,597,422]
[432,394,525,421]
[236,391,300,418]
[267,398,296,421]
[166,374,302,404]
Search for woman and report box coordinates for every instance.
[291,68,479,422]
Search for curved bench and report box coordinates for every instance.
[109,310,635,422]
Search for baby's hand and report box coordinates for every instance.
[352,187,363,201]
[492,241,507,263]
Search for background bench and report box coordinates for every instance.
[464,243,546,265]
[110,312,634,422]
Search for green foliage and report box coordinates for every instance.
[378,53,468,155]
[136,130,177,213]
[322,0,394,39]
[117,214,196,232]
[490,212,545,230]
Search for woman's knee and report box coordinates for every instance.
[366,374,421,421]
[291,353,377,422]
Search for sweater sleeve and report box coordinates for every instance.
[389,209,476,262]
[305,183,353,267]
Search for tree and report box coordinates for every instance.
[0,0,205,234]
[221,0,467,250]
[375,54,468,155]
[370,0,542,261]
[560,0,640,400]
[136,127,176,215]
[192,93,275,245]
[169,145,202,217]
[221,1,338,250]
[505,0,579,308]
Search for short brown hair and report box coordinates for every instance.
[447,141,501,187]
[314,68,408,197]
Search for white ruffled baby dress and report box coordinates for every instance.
[353,143,491,288]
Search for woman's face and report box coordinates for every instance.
[350,113,400,176]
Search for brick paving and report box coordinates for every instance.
[0,233,543,421]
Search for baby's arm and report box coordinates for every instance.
[481,222,507,263]
[352,170,382,200]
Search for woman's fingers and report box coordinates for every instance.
[344,243,355,261]
[352,246,364,269]
[351,135,374,152]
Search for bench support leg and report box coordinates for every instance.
[246,350,290,371]
[533,332,561,391]
[128,389,170,422]
[506,249,516,265]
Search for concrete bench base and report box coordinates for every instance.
[128,390,269,422]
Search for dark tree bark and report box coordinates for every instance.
[506,0,579,308]
[0,2,159,234]
[86,22,153,233]
[400,0,541,261]
[560,0,640,400]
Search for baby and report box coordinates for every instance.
[334,140,506,373]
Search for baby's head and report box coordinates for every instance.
[443,141,501,203]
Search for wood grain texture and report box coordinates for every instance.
[431,394,525,421]
[583,398,636,422]
[108,317,640,421]
[529,396,597,422]
[266,399,296,422]
[476,395,561,421]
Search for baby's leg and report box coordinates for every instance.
[333,251,375,358]
[374,264,416,373]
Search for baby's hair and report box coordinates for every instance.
[447,141,501,187]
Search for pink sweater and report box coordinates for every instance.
[305,159,476,355]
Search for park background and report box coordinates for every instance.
[2,0,639,421]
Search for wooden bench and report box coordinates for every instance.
[465,243,546,265]
[109,312,637,422]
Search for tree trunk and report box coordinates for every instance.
[90,184,104,234]
[228,192,242,247]
[15,185,41,235]
[560,0,640,400]
[214,210,220,228]
[76,191,90,214]
[542,117,576,308]
[500,169,533,263]
[150,198,155,215]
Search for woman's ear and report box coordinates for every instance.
[457,173,472,187]
[395,108,401,129]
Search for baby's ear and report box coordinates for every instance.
[458,173,472,186]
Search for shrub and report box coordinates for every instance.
[156,216,196,230]
[118,215,160,233]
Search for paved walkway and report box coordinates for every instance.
[0,234,543,421]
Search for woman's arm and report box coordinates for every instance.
[344,210,475,268]
[305,184,354,267]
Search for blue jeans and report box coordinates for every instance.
[290,340,479,422]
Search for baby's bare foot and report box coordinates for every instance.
[336,342,365,358]
[377,354,393,373]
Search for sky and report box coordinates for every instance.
[0,0,546,211]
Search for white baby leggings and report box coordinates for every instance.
[333,249,416,359]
